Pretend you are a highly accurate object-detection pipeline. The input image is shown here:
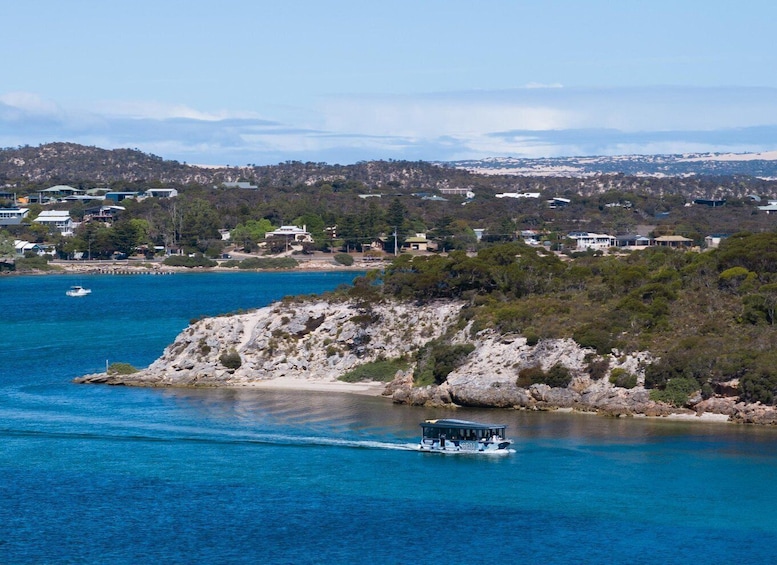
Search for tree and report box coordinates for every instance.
[179,198,220,252]
[386,198,408,247]
[231,219,275,251]
[0,231,15,265]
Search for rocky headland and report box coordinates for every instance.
[75,297,777,425]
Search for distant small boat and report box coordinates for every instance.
[66,285,91,297]
[418,418,512,453]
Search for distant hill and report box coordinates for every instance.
[0,143,477,190]
[2,143,777,193]
[445,151,777,178]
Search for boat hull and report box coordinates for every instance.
[418,439,512,454]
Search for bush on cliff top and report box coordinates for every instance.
[107,362,138,375]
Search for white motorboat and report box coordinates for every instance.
[66,285,91,297]
[418,418,512,453]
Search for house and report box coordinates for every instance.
[0,207,29,226]
[439,188,475,198]
[567,232,616,251]
[496,192,540,199]
[264,225,313,243]
[521,230,543,245]
[41,185,84,199]
[654,235,694,248]
[33,210,75,235]
[62,193,101,203]
[548,197,571,209]
[145,188,178,198]
[757,201,777,214]
[694,198,726,207]
[221,181,258,189]
[83,205,125,225]
[14,240,45,256]
[104,191,140,202]
[403,233,430,252]
[615,234,652,248]
[704,234,729,248]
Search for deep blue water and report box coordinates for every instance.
[2,272,777,564]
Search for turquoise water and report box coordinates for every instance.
[2,272,777,564]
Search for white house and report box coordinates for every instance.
[758,200,777,213]
[221,181,258,189]
[34,210,75,236]
[439,188,476,198]
[0,207,29,226]
[704,234,728,248]
[567,231,616,251]
[145,188,178,198]
[495,192,541,199]
[265,225,313,243]
[14,239,45,256]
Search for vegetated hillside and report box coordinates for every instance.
[0,143,206,184]
[0,143,475,190]
[3,143,777,202]
[358,235,777,407]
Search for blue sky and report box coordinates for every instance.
[3,0,777,165]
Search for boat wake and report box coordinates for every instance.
[0,425,419,452]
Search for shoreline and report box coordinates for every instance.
[243,376,389,397]
[5,258,380,276]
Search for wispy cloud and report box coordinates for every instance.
[2,86,777,165]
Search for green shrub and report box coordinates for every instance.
[219,349,242,370]
[14,255,56,271]
[609,367,637,389]
[162,255,217,268]
[338,359,409,383]
[544,363,573,388]
[414,341,475,386]
[516,363,572,388]
[107,362,138,375]
[334,253,355,266]
[573,325,615,355]
[517,364,546,388]
[586,355,610,380]
[740,369,777,405]
[649,377,698,406]
[524,329,540,347]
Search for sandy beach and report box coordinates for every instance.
[245,377,389,397]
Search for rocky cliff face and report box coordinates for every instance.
[76,297,777,424]
[78,298,462,387]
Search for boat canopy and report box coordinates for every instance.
[420,419,507,441]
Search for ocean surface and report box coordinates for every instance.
[2,271,777,564]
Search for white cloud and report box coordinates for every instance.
[0,91,62,116]
[2,86,777,165]
[89,100,264,122]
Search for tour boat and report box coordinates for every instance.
[66,285,91,297]
[418,418,512,453]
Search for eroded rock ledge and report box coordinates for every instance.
[75,297,777,425]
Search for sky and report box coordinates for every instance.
[3,0,777,166]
